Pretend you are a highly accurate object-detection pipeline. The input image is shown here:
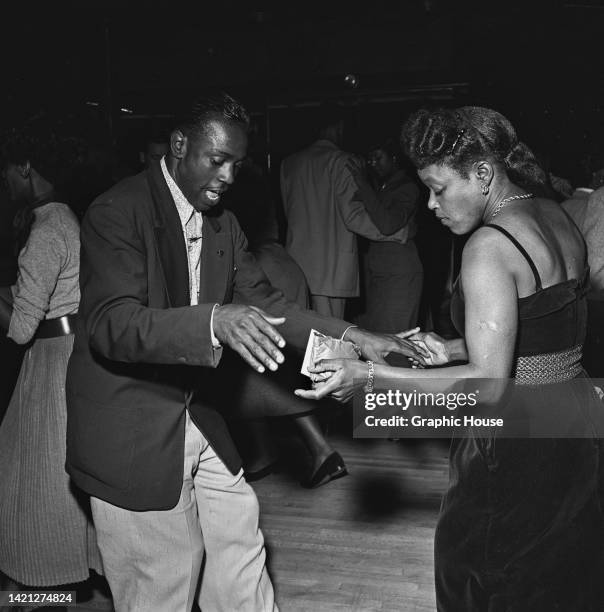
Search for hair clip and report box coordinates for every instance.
[447,129,465,155]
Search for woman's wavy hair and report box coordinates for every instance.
[1,115,88,254]
[401,106,549,195]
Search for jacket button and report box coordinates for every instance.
[217,249,224,257]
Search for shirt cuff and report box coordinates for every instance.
[210,304,222,349]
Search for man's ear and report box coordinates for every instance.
[170,130,187,159]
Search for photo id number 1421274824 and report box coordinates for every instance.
[0,590,76,607]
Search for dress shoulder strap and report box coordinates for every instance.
[484,224,542,291]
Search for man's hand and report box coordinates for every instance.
[345,157,366,183]
[344,326,429,365]
[212,304,286,373]
[407,331,450,367]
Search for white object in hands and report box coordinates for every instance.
[300,329,361,379]
[301,329,325,377]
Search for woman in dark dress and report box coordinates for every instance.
[296,106,604,610]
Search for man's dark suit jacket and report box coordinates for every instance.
[66,162,347,511]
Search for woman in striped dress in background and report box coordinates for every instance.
[0,120,103,595]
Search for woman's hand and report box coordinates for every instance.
[344,326,430,365]
[295,358,367,403]
[407,331,451,366]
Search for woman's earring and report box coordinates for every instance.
[481,183,489,195]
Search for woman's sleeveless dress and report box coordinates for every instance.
[435,224,604,611]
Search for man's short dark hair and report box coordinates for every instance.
[174,91,250,140]
[368,137,401,161]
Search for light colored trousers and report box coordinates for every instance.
[91,412,278,612]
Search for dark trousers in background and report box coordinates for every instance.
[584,292,604,377]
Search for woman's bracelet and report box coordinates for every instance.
[341,324,358,341]
[364,360,374,393]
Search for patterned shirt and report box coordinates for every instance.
[160,157,203,305]
[160,157,220,345]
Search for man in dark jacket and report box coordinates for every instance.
[66,92,415,612]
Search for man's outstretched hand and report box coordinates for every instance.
[212,304,286,373]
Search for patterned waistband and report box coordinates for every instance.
[514,344,583,385]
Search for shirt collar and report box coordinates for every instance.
[314,139,340,150]
[380,169,406,190]
[160,156,198,227]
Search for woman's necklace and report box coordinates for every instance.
[490,193,534,218]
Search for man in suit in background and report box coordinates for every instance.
[66,92,416,612]
[562,169,604,377]
[562,169,604,292]
[280,104,408,319]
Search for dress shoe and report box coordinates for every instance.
[302,451,348,489]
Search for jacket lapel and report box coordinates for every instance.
[147,162,190,308]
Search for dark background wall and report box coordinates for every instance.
[2,1,604,184]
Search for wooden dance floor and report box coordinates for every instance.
[252,434,449,612]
